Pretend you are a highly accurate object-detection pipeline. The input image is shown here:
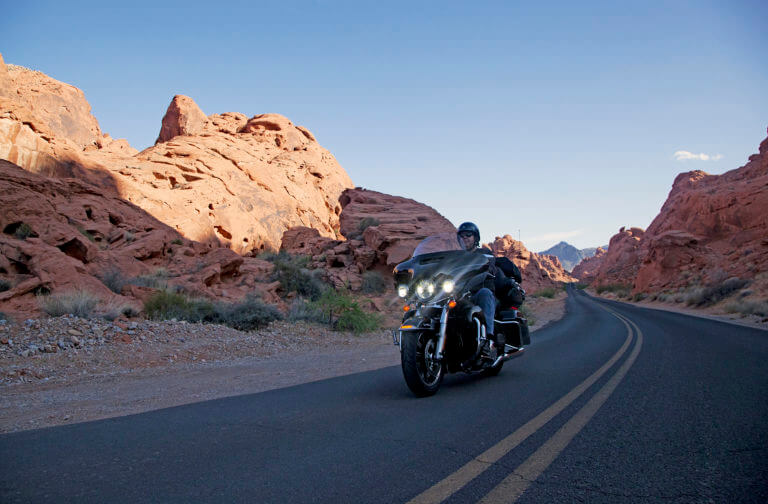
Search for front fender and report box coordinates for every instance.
[399,314,431,331]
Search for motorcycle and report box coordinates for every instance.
[392,233,529,397]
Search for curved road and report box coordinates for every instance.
[2,290,767,503]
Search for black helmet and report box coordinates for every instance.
[457,222,480,249]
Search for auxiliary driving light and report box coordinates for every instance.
[397,285,408,298]
[442,279,455,293]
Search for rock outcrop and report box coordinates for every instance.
[588,227,646,287]
[486,235,574,293]
[338,188,457,266]
[0,55,354,254]
[280,188,456,289]
[574,136,768,293]
[570,247,606,283]
[0,159,280,318]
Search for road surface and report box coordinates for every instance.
[1,289,766,503]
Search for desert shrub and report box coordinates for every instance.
[632,292,648,302]
[124,231,135,242]
[287,298,326,323]
[518,305,535,326]
[171,238,184,245]
[357,217,380,234]
[100,267,127,294]
[209,295,283,331]
[361,271,388,294]
[129,268,170,290]
[101,301,139,321]
[336,304,382,333]
[78,227,96,242]
[534,288,556,299]
[596,284,632,298]
[0,312,7,321]
[724,299,768,317]
[144,290,215,321]
[13,222,35,240]
[144,291,281,330]
[0,279,11,293]
[39,289,99,318]
[264,251,328,300]
[683,277,750,307]
[311,288,382,334]
[144,290,192,320]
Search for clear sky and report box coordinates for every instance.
[3,1,766,251]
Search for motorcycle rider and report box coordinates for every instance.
[457,222,506,356]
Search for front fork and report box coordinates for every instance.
[435,304,450,361]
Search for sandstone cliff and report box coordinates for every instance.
[572,136,768,294]
[0,55,353,253]
[486,235,575,294]
[0,159,280,317]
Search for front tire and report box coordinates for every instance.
[401,331,444,397]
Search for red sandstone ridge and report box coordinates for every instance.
[570,247,606,283]
[486,235,574,294]
[573,136,768,293]
[338,188,457,266]
[633,136,768,292]
[0,55,353,253]
[280,188,456,289]
[586,227,645,287]
[0,159,281,318]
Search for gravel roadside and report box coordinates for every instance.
[1,293,567,433]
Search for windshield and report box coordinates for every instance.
[412,232,463,257]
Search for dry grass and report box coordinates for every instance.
[38,290,100,318]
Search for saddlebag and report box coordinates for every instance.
[494,310,530,347]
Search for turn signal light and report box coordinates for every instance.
[401,325,414,329]
[403,305,411,312]
[448,300,457,309]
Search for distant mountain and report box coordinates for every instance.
[539,241,607,272]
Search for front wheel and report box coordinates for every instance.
[401,331,444,397]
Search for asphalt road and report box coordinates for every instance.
[2,290,766,503]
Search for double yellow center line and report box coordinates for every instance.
[408,303,644,504]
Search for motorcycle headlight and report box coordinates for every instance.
[397,285,408,298]
[416,281,435,299]
[441,278,455,293]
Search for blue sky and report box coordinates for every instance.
[3,1,766,250]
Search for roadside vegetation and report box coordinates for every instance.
[724,299,768,318]
[143,291,282,331]
[361,271,388,294]
[532,287,557,299]
[519,305,535,326]
[595,283,632,298]
[29,251,385,334]
[38,289,99,318]
[261,251,327,300]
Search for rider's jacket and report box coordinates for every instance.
[472,247,524,307]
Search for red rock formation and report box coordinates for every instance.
[280,188,456,289]
[587,227,646,287]
[155,95,207,144]
[632,137,768,292]
[570,247,606,283]
[0,159,283,318]
[0,55,353,253]
[338,188,457,266]
[580,136,768,293]
[486,235,575,293]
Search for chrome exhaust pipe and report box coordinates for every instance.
[490,346,526,367]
